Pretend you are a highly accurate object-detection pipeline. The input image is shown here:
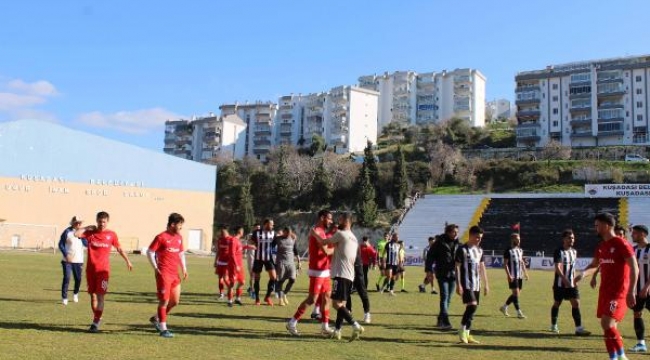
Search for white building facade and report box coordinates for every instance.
[515,55,650,148]
[359,68,486,130]
[486,99,513,120]
[219,102,277,161]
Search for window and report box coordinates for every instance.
[553,121,559,127]
[637,88,643,95]
[553,108,559,115]
[571,73,591,83]
[637,115,644,121]
[638,102,644,108]
[553,96,558,102]
[569,85,591,95]
[598,122,623,132]
[552,84,558,90]
[636,75,643,82]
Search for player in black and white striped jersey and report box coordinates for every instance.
[251,219,278,306]
[455,226,489,344]
[549,229,591,336]
[499,233,529,319]
[380,233,402,296]
[630,225,650,353]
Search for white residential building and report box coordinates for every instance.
[515,55,650,147]
[326,86,379,154]
[359,68,486,130]
[163,113,247,162]
[219,101,277,161]
[487,99,513,120]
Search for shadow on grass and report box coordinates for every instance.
[0,296,64,304]
[0,321,89,333]
[174,312,289,323]
[447,343,602,353]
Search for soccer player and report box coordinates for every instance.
[359,237,377,290]
[455,225,489,344]
[397,240,408,293]
[375,232,389,291]
[428,224,460,329]
[286,210,334,336]
[591,226,627,289]
[380,233,401,295]
[226,226,247,307]
[580,213,639,360]
[549,229,591,335]
[147,213,188,338]
[312,212,365,341]
[246,224,260,298]
[59,216,85,305]
[419,237,438,294]
[252,219,278,306]
[499,233,529,319]
[347,241,372,324]
[628,224,650,353]
[214,226,232,300]
[275,226,300,306]
[75,211,132,333]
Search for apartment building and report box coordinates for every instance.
[515,55,650,147]
[219,102,277,161]
[326,86,379,154]
[486,99,513,121]
[358,68,486,130]
[163,113,246,162]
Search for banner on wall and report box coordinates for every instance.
[585,184,650,197]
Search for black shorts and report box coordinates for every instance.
[252,259,274,273]
[462,289,480,304]
[509,279,523,290]
[331,277,353,301]
[632,296,650,312]
[553,287,580,302]
[386,265,400,274]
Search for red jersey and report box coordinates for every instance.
[216,235,233,265]
[83,229,120,273]
[360,244,378,266]
[308,226,333,278]
[595,236,634,298]
[230,237,244,268]
[148,231,184,278]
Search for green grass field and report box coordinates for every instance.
[0,252,639,359]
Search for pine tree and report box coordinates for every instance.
[235,180,255,232]
[392,145,409,209]
[312,159,332,207]
[357,166,378,226]
[362,140,381,207]
[275,146,291,211]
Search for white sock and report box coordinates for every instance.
[461,325,466,331]
[160,322,167,331]
[353,321,360,329]
[640,339,646,345]
[312,307,320,315]
[289,318,297,327]
[322,323,330,330]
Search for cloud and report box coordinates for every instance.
[76,107,184,134]
[0,78,59,121]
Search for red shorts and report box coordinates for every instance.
[229,264,245,285]
[597,295,627,322]
[308,276,331,295]
[156,273,181,301]
[216,264,229,279]
[87,270,109,295]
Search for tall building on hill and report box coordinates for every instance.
[219,102,277,161]
[487,99,513,121]
[358,68,486,130]
[515,54,650,147]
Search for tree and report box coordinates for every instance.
[362,140,380,204]
[540,140,572,165]
[392,145,409,208]
[356,167,378,226]
[234,180,255,232]
[309,134,326,156]
[275,146,291,211]
[311,159,332,207]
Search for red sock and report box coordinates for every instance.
[236,288,243,297]
[603,328,617,356]
[610,327,624,354]
[293,304,306,321]
[158,306,167,323]
[228,289,234,301]
[93,309,102,323]
[219,280,224,293]
[322,307,330,324]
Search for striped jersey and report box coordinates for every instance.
[253,230,276,261]
[635,244,650,295]
[384,241,401,266]
[504,246,525,280]
[553,247,577,288]
[455,244,484,291]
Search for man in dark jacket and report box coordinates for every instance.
[426,224,460,329]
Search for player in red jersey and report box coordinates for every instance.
[226,226,247,307]
[214,226,232,300]
[581,212,639,360]
[75,211,132,333]
[287,209,334,336]
[147,213,187,338]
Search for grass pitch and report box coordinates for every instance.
[0,252,635,359]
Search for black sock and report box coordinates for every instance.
[335,308,344,330]
[382,278,389,289]
[276,280,285,294]
[506,295,514,305]
[338,306,354,325]
[635,317,645,341]
[462,305,477,329]
[265,279,274,298]
[571,307,581,327]
[513,296,520,311]
[254,279,260,301]
[551,306,559,326]
[389,279,395,291]
[346,295,352,312]
[284,279,295,294]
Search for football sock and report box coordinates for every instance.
[506,295,514,305]
[571,307,582,327]
[253,279,260,301]
[338,307,354,325]
[93,310,103,324]
[265,279,274,298]
[461,305,477,330]
[513,296,520,311]
[284,279,295,294]
[634,317,645,341]
[400,277,405,290]
[551,306,559,325]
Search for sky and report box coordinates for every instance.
[1,1,649,151]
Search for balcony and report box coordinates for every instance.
[598,117,624,123]
[597,103,624,110]
[280,104,293,110]
[515,98,540,105]
[253,139,272,146]
[570,131,594,138]
[254,129,272,136]
[569,92,591,99]
[516,85,540,93]
[332,105,348,114]
[279,129,293,136]
[517,110,541,118]
[597,88,626,97]
[569,104,592,112]
[597,76,623,84]
[253,147,271,155]
[516,134,541,141]
[570,118,592,126]
[517,121,541,128]
[597,130,624,137]
[281,113,293,120]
